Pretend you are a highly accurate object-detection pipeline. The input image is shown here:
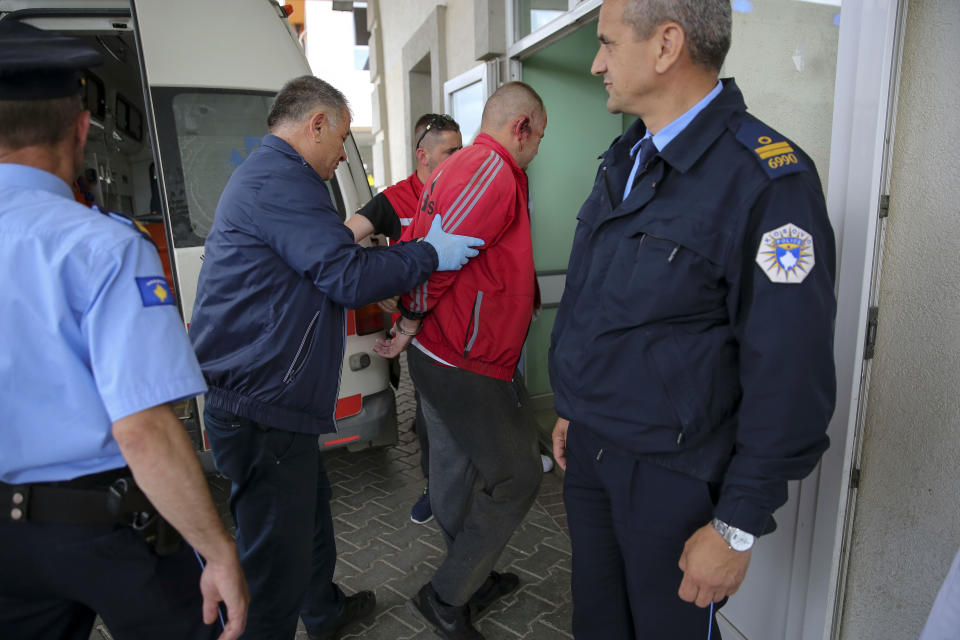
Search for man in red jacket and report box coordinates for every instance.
[347,113,463,525]
[374,81,546,640]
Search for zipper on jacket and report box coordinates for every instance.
[283,310,321,384]
[636,231,681,263]
[329,308,347,431]
[463,291,484,357]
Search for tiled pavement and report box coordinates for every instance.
[301,354,573,639]
[90,354,572,640]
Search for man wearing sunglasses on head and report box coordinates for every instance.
[347,113,462,243]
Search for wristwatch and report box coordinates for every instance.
[711,518,755,552]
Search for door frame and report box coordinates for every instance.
[805,0,907,637]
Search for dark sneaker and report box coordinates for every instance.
[308,590,376,640]
[468,571,519,616]
[410,485,433,524]
[409,582,484,640]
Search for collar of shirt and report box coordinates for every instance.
[623,79,723,200]
[0,163,73,200]
[633,79,724,157]
[261,133,310,166]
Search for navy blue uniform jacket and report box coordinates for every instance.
[548,79,837,536]
[190,135,438,434]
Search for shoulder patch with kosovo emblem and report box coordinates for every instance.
[736,122,807,179]
[136,277,175,307]
[755,223,815,284]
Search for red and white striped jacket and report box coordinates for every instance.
[400,133,536,381]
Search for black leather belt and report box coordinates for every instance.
[0,467,150,526]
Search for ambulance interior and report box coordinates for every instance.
[70,31,174,284]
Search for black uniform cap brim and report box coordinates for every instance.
[0,19,104,100]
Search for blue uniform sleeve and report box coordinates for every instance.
[251,166,438,307]
[83,235,206,422]
[714,169,837,536]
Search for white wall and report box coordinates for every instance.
[376,0,478,184]
[840,0,960,637]
[443,0,479,81]
[376,0,444,182]
[305,0,373,127]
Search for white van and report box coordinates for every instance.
[0,0,398,455]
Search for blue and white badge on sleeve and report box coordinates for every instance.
[136,276,175,306]
[755,223,815,284]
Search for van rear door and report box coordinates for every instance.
[130,0,311,324]
[131,0,389,450]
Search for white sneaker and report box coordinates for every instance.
[541,454,554,473]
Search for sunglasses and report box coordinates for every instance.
[416,114,457,149]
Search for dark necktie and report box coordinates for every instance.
[624,137,657,199]
[636,136,657,173]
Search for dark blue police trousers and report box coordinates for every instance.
[563,422,723,639]
[0,520,217,639]
[204,405,345,640]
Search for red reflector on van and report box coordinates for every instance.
[346,309,356,336]
[354,303,384,336]
[334,393,362,420]
[281,4,294,17]
[323,435,361,447]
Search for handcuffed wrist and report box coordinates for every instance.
[394,319,421,336]
[397,298,428,321]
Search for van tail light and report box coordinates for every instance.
[281,5,294,17]
[354,303,384,336]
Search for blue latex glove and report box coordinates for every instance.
[423,215,484,271]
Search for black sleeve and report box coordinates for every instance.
[714,169,837,536]
[356,192,402,240]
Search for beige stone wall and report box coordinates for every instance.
[373,0,478,186]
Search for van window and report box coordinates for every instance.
[152,88,351,247]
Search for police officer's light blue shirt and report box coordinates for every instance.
[0,164,206,484]
[624,80,724,200]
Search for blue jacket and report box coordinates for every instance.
[190,135,438,434]
[549,80,837,536]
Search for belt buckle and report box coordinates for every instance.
[107,477,155,529]
[6,484,31,523]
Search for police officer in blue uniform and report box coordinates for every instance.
[548,1,837,638]
[0,20,248,640]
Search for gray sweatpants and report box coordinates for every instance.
[407,346,542,606]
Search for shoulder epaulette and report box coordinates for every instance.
[97,206,159,248]
[735,121,808,180]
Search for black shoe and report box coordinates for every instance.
[468,571,519,616]
[409,583,484,640]
[309,590,376,640]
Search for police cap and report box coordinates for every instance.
[0,19,103,100]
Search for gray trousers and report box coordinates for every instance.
[407,346,542,606]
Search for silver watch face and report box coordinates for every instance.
[728,528,755,551]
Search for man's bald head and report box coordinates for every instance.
[478,82,546,169]
[480,82,545,132]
